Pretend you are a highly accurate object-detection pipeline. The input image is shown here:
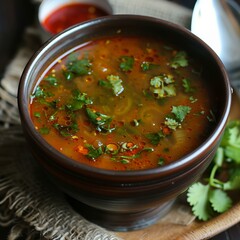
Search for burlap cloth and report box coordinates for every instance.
[0,1,238,239]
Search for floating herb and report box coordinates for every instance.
[86,108,114,133]
[170,51,188,69]
[119,56,134,72]
[99,75,124,96]
[150,74,176,98]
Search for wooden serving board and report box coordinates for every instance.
[115,89,240,240]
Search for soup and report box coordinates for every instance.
[30,35,216,171]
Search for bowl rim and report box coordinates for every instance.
[18,14,232,179]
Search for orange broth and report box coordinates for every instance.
[30,36,216,171]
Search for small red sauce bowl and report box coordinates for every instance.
[38,0,112,41]
[18,15,231,231]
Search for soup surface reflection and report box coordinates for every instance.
[30,36,216,170]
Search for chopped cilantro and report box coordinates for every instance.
[85,144,103,160]
[98,79,112,88]
[44,75,58,86]
[103,75,124,96]
[145,131,165,145]
[170,51,188,69]
[33,86,53,99]
[53,122,78,137]
[182,78,194,93]
[158,157,165,166]
[65,58,92,80]
[34,112,41,118]
[86,108,114,133]
[63,71,75,81]
[66,89,92,111]
[164,118,180,130]
[150,74,176,98]
[189,96,198,103]
[111,147,154,162]
[141,62,159,71]
[39,127,50,135]
[187,121,240,221]
[119,56,134,72]
[221,120,240,162]
[146,105,191,145]
[171,105,191,122]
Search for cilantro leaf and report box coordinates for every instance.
[39,127,50,135]
[65,58,92,79]
[111,147,154,163]
[182,78,194,93]
[98,79,112,88]
[145,131,165,145]
[170,51,188,69]
[33,86,53,99]
[141,62,159,71]
[223,176,240,190]
[209,189,232,213]
[104,75,124,96]
[86,108,114,133]
[164,118,180,130]
[119,56,134,72]
[171,105,191,122]
[99,75,124,96]
[53,122,78,137]
[187,121,240,221]
[187,183,212,221]
[44,75,58,86]
[150,74,176,98]
[66,89,92,111]
[85,144,103,160]
[221,121,240,162]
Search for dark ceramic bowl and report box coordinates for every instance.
[18,15,231,231]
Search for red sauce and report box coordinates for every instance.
[42,3,109,34]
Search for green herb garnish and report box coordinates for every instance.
[145,131,165,146]
[141,62,159,71]
[66,89,92,111]
[119,56,134,72]
[65,58,92,80]
[39,127,50,135]
[99,75,124,96]
[150,74,176,98]
[111,147,154,163]
[187,121,240,221]
[182,78,194,93]
[53,122,78,137]
[44,75,58,86]
[85,144,104,160]
[86,108,114,133]
[34,112,41,118]
[170,51,188,69]
[171,105,191,123]
[146,105,191,144]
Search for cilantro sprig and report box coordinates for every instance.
[146,105,191,145]
[187,120,240,221]
[170,51,188,69]
[86,108,114,133]
[99,75,124,96]
[149,74,176,98]
[64,58,92,80]
[66,89,93,111]
[119,56,134,72]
